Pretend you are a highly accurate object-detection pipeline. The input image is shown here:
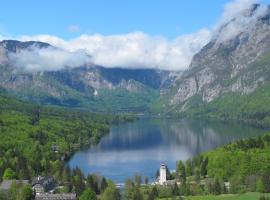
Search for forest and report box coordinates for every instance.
[0,89,134,199]
[136,133,270,200]
[186,86,270,128]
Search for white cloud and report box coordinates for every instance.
[214,0,268,42]
[2,0,268,71]
[220,0,258,23]
[10,29,210,71]
[8,46,91,71]
[67,25,80,33]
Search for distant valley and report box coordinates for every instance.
[1,4,270,123]
[0,40,182,113]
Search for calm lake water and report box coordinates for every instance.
[68,117,266,184]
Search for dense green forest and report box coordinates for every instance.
[0,89,137,199]
[184,85,270,128]
[1,86,270,200]
[0,90,108,180]
[117,133,270,200]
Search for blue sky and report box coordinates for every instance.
[2,0,270,71]
[1,0,269,39]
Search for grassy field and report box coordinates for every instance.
[159,193,270,200]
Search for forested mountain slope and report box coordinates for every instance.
[161,4,270,126]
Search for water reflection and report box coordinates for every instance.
[68,117,266,183]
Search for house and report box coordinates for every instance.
[51,145,59,153]
[32,176,55,195]
[224,182,231,191]
[35,193,77,200]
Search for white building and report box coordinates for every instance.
[159,163,167,185]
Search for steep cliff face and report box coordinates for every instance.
[164,4,270,113]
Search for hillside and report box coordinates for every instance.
[161,4,270,126]
[0,89,126,181]
[0,40,181,113]
[176,132,270,195]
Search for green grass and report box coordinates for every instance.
[185,193,270,200]
[159,193,270,200]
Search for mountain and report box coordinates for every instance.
[0,40,181,113]
[162,4,270,126]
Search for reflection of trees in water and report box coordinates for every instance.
[97,119,164,150]
[158,118,265,156]
[93,117,265,154]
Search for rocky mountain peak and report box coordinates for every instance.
[164,3,270,112]
[0,40,52,53]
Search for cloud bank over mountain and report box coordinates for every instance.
[8,46,91,71]
[1,0,266,71]
[213,0,268,43]
[14,30,211,71]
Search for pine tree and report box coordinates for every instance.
[200,157,208,178]
[177,161,186,183]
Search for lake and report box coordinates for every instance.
[68,117,266,184]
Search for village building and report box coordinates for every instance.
[159,163,167,185]
[32,176,55,195]
[155,164,178,186]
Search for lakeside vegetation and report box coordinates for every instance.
[185,85,270,128]
[1,87,270,199]
[159,193,270,200]
[0,90,136,199]
[115,132,270,200]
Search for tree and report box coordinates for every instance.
[259,196,270,200]
[256,179,265,193]
[177,161,186,183]
[2,168,16,180]
[62,166,72,190]
[86,174,99,194]
[124,179,134,200]
[185,159,192,176]
[72,175,86,196]
[148,186,158,200]
[144,177,149,185]
[31,106,40,125]
[262,174,270,192]
[213,179,221,195]
[166,166,172,180]
[194,167,200,183]
[9,181,18,200]
[200,157,208,178]
[230,176,244,194]
[22,185,34,200]
[32,142,42,173]
[155,170,159,179]
[134,175,142,187]
[101,185,120,200]
[100,177,108,193]
[79,188,97,200]
[172,182,179,196]
[133,187,143,200]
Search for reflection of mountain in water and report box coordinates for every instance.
[158,118,264,156]
[68,117,266,183]
[95,120,163,151]
[95,118,264,156]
